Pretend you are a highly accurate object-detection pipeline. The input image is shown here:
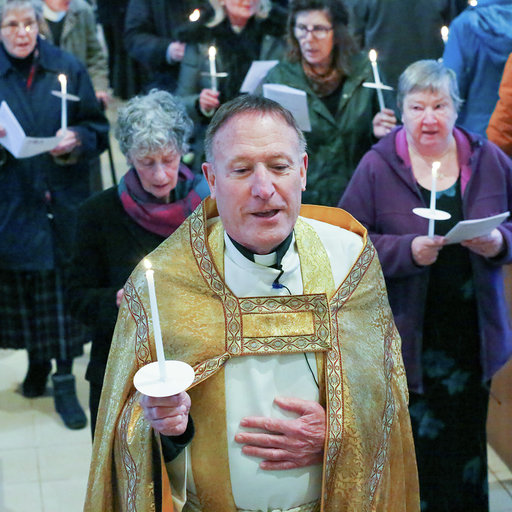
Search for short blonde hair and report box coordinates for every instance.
[206,0,271,27]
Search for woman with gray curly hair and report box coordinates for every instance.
[68,89,208,437]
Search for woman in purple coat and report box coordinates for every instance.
[340,59,512,512]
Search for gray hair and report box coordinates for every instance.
[204,94,307,162]
[115,89,194,159]
[0,0,43,22]
[397,59,463,112]
[206,0,271,27]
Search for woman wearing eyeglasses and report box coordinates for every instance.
[263,0,396,206]
[0,0,108,429]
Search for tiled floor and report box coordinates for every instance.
[1,346,512,511]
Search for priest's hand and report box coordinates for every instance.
[140,391,191,436]
[234,396,325,470]
[411,235,445,266]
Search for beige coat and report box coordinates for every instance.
[40,0,109,93]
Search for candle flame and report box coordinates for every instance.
[468,0,477,5]
[369,49,377,63]
[58,73,67,86]
[189,8,200,22]
[143,258,152,270]
[441,26,449,42]
[208,46,216,59]
[432,161,441,178]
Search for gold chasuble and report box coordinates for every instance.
[85,199,419,512]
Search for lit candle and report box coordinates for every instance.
[369,49,385,111]
[189,8,200,22]
[208,46,217,92]
[58,74,67,132]
[441,25,449,43]
[144,259,167,381]
[428,161,441,238]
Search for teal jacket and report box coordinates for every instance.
[264,53,378,206]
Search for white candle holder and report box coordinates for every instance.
[413,207,451,237]
[133,360,195,398]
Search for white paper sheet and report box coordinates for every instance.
[240,60,279,93]
[262,83,311,132]
[444,211,510,244]
[0,101,61,158]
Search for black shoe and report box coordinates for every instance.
[52,374,87,430]
[22,361,52,398]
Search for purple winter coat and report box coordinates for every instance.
[339,126,512,393]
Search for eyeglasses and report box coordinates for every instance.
[294,24,333,40]
[1,21,37,34]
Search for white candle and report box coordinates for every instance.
[428,161,441,237]
[441,25,449,44]
[369,49,385,111]
[189,8,200,22]
[144,259,167,381]
[208,46,217,92]
[58,74,67,132]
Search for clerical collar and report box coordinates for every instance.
[227,232,294,269]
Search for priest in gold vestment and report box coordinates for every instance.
[85,95,419,512]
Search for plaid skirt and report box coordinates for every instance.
[0,268,86,362]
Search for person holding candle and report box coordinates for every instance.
[68,89,208,437]
[85,94,420,512]
[339,59,512,511]
[0,0,109,430]
[39,0,110,107]
[346,0,466,112]
[262,0,397,206]
[124,0,209,93]
[176,0,287,164]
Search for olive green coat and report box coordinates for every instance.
[264,52,378,206]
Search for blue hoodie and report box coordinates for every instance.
[443,0,512,136]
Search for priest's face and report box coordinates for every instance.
[202,112,307,255]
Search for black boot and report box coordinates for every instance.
[22,361,52,398]
[52,374,87,430]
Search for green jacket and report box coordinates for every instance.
[264,53,377,206]
[40,0,109,93]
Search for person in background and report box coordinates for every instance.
[487,52,512,157]
[39,0,110,106]
[124,0,200,93]
[346,0,466,110]
[442,0,512,136]
[0,0,109,429]
[85,94,419,512]
[176,0,286,164]
[95,0,142,99]
[263,0,396,206]
[39,0,110,192]
[68,89,209,436]
[340,59,512,511]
